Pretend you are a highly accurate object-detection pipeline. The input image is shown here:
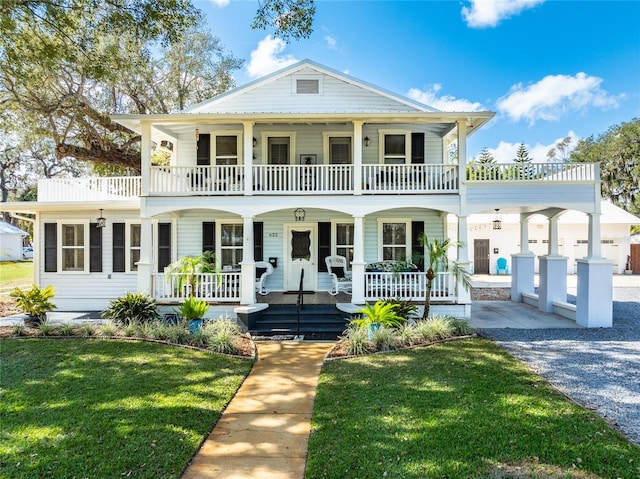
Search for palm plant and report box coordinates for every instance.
[167,251,219,298]
[352,301,406,329]
[418,234,471,320]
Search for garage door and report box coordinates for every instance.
[573,240,618,273]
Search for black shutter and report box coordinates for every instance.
[202,222,215,253]
[44,223,57,272]
[89,224,102,272]
[412,221,425,271]
[253,222,264,261]
[411,132,425,164]
[318,222,331,272]
[112,223,125,272]
[158,223,171,271]
[197,133,211,166]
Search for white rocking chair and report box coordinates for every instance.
[255,261,274,295]
[325,255,352,295]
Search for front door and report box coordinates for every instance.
[285,224,316,291]
[474,239,490,274]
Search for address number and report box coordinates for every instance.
[269,232,278,237]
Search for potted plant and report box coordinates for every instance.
[10,284,57,326]
[175,296,209,334]
[352,301,406,339]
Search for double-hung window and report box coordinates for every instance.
[214,135,239,165]
[379,220,410,261]
[268,137,290,165]
[329,137,352,164]
[128,224,141,272]
[61,223,86,272]
[335,222,354,263]
[220,223,243,269]
[380,131,410,164]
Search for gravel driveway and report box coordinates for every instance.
[478,286,640,445]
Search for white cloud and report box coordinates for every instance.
[209,0,230,7]
[462,0,545,28]
[407,84,483,111]
[496,73,620,125]
[324,35,337,50]
[247,35,298,79]
[473,131,581,164]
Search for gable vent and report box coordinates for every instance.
[296,79,319,94]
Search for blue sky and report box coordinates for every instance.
[199,0,639,162]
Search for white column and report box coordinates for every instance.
[538,214,567,312]
[239,215,256,305]
[456,215,471,305]
[243,121,254,196]
[548,216,560,256]
[457,121,467,199]
[587,213,602,258]
[141,122,151,196]
[351,215,365,304]
[519,216,530,254]
[511,214,535,302]
[136,217,153,294]
[353,120,363,195]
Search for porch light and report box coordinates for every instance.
[195,128,200,141]
[253,137,257,147]
[364,136,370,147]
[96,209,106,228]
[294,208,306,222]
[492,209,502,230]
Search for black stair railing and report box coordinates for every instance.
[296,269,304,337]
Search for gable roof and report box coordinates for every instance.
[0,220,28,236]
[184,59,441,115]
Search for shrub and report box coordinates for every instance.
[187,330,207,348]
[37,319,56,336]
[203,318,242,355]
[175,296,209,322]
[59,323,76,336]
[102,292,159,325]
[371,325,396,352]
[449,318,474,336]
[80,324,96,337]
[99,321,117,337]
[342,325,372,356]
[415,316,455,343]
[396,323,419,348]
[10,284,57,322]
[122,321,138,337]
[135,321,157,339]
[164,325,189,344]
[351,301,406,329]
[11,324,26,336]
[381,297,418,321]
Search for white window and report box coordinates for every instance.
[214,134,240,165]
[330,137,352,164]
[263,132,296,165]
[378,220,410,261]
[128,223,141,272]
[335,222,354,263]
[60,223,87,272]
[379,131,410,164]
[220,223,243,269]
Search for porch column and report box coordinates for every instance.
[136,217,153,295]
[353,120,363,195]
[457,121,467,199]
[239,215,256,305]
[538,215,567,313]
[351,215,365,304]
[141,122,151,196]
[511,214,535,302]
[576,213,613,327]
[456,215,471,307]
[243,121,254,196]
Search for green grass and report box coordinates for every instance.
[306,339,640,479]
[0,339,252,478]
[0,261,34,292]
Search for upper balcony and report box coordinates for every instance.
[36,162,598,202]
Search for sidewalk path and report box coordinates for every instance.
[181,341,334,479]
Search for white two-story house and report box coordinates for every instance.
[2,60,613,329]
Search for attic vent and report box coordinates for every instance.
[296,79,319,94]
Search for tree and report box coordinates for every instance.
[418,234,471,320]
[477,147,496,163]
[571,119,640,216]
[252,0,316,42]
[546,136,573,163]
[513,141,533,179]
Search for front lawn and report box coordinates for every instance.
[0,339,252,478]
[307,338,640,478]
[0,261,33,292]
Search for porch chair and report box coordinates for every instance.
[496,257,509,275]
[325,255,352,295]
[255,261,274,295]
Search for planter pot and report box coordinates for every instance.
[367,322,381,340]
[188,319,203,334]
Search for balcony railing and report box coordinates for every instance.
[36,162,598,201]
[38,176,141,202]
[152,272,241,302]
[364,271,455,302]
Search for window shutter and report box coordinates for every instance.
[197,133,211,166]
[411,221,425,271]
[253,222,264,261]
[202,222,215,254]
[318,222,331,272]
[89,224,102,272]
[158,223,171,271]
[112,223,125,273]
[411,133,425,164]
[44,223,57,272]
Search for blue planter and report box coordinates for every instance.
[367,322,381,340]
[188,319,203,334]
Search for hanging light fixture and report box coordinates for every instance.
[364,136,370,147]
[96,209,106,228]
[492,208,502,230]
[294,208,306,222]
[253,137,257,147]
[195,128,200,141]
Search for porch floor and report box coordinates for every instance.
[256,291,351,305]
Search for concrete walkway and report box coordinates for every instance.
[181,341,334,479]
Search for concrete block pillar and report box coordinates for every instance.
[576,258,613,328]
[538,256,568,312]
[510,253,535,302]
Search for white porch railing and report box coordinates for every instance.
[150,166,244,195]
[362,164,458,193]
[252,164,353,194]
[364,271,456,302]
[152,272,241,302]
[37,176,141,201]
[466,162,596,182]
